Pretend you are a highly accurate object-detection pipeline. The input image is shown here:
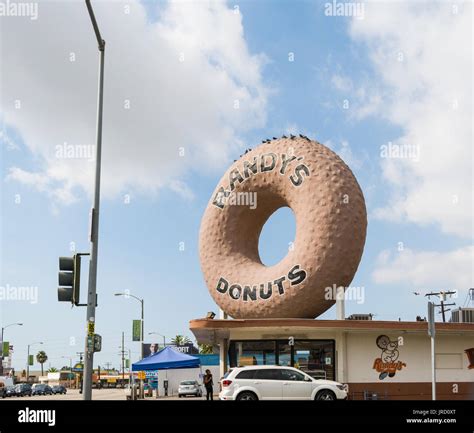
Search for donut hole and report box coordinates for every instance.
[258,206,296,267]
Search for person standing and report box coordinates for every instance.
[203,369,213,400]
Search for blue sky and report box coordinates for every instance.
[1,0,472,371]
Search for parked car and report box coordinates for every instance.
[178,380,202,398]
[219,366,347,401]
[32,384,53,396]
[15,384,32,397]
[5,386,18,397]
[51,385,67,395]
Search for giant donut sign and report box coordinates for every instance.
[199,136,367,319]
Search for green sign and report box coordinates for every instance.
[125,359,130,368]
[2,341,9,357]
[132,320,141,342]
[87,335,94,353]
[28,354,34,366]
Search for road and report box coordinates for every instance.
[3,389,214,401]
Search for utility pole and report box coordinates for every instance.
[425,291,456,322]
[121,332,125,387]
[83,0,106,401]
[428,302,436,400]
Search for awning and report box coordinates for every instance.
[132,346,200,371]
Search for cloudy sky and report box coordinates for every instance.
[1,0,472,370]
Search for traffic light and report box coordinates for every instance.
[58,254,81,305]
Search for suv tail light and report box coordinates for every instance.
[222,380,232,387]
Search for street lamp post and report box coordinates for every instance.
[148,332,166,349]
[83,0,106,401]
[0,322,23,375]
[115,293,145,359]
[26,341,43,384]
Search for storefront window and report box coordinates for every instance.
[294,340,335,381]
[228,339,335,380]
[233,341,276,366]
[276,341,292,366]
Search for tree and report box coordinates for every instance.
[36,351,48,376]
[47,367,58,373]
[171,335,191,346]
[198,344,214,354]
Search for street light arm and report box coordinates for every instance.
[85,0,105,50]
[4,322,23,329]
[148,332,164,337]
[115,293,142,304]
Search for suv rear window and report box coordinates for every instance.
[255,369,281,380]
[222,369,233,379]
[236,369,256,379]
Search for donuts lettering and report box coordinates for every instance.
[215,264,307,301]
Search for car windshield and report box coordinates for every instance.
[181,381,196,385]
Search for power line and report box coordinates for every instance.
[425,291,456,322]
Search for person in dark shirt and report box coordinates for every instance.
[203,369,213,400]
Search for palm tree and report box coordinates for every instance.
[36,351,48,376]
[47,367,58,373]
[171,335,191,346]
[198,344,214,354]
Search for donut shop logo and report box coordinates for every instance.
[373,335,406,380]
[212,152,310,209]
[215,265,307,301]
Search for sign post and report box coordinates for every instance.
[428,301,436,400]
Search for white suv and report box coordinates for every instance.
[219,366,347,401]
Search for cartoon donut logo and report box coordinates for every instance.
[373,335,407,380]
[199,136,367,319]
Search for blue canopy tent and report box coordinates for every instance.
[132,346,200,371]
[132,347,202,396]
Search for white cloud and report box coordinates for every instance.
[348,1,472,238]
[372,246,473,291]
[1,0,268,204]
[331,74,352,92]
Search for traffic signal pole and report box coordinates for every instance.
[83,0,105,401]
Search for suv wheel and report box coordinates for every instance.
[236,391,258,401]
[315,390,336,401]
